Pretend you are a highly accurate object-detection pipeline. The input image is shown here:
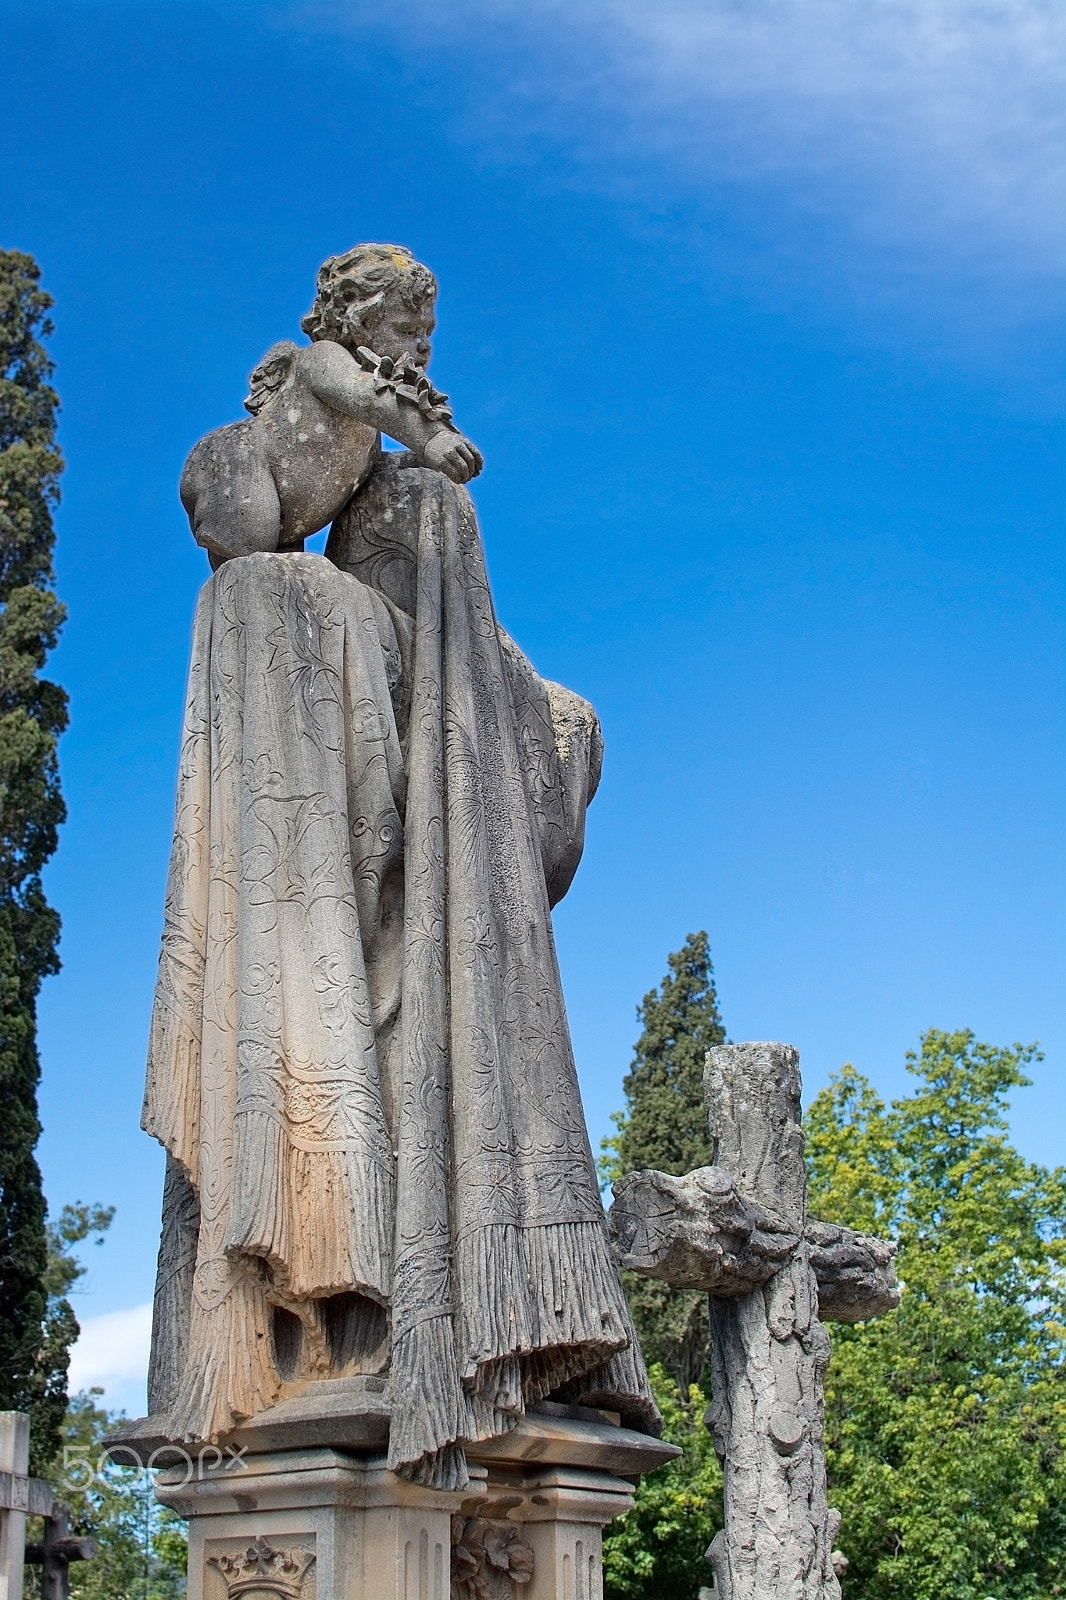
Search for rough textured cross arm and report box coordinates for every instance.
[608,1166,899,1322]
[805,1219,900,1322]
[607,1166,797,1294]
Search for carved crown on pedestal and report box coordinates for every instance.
[208,1537,315,1599]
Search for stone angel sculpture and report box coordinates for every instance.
[142,244,659,1489]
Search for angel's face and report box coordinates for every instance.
[371,292,437,370]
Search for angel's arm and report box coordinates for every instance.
[301,341,483,484]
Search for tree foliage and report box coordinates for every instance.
[28,1203,115,1476]
[0,248,69,1468]
[32,1392,187,1600]
[601,932,726,1391]
[807,1030,1066,1599]
[602,1364,723,1600]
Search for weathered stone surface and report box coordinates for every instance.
[2,1416,94,1600]
[152,1420,664,1600]
[109,1397,678,1482]
[451,1516,534,1600]
[608,1169,898,1322]
[0,1411,29,1600]
[805,1219,899,1324]
[140,245,658,1498]
[608,1167,796,1294]
[206,1536,315,1600]
[606,1043,900,1600]
[180,244,483,567]
[701,1043,838,1600]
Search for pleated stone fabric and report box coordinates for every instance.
[143,457,659,1487]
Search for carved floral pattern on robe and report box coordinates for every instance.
[143,458,657,1486]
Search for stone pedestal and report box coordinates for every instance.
[138,1394,675,1600]
[157,1449,463,1600]
[506,1469,632,1600]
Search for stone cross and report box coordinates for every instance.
[0,1413,30,1600]
[24,1503,96,1600]
[1,1413,93,1600]
[607,1042,899,1600]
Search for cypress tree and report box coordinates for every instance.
[603,931,726,1391]
[0,249,69,1469]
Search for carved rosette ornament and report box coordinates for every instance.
[450,1517,534,1600]
[207,1537,315,1600]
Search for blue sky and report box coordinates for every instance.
[2,0,1063,1414]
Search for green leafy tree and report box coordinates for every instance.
[807,1030,1066,1599]
[35,1391,187,1600]
[603,1006,1065,1596]
[30,1202,115,1474]
[603,1364,722,1600]
[601,932,726,1390]
[0,248,69,1467]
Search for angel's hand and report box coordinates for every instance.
[422,429,484,484]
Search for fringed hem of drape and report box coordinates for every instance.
[162,1268,279,1443]
[387,1313,467,1487]
[455,1219,634,1375]
[387,1220,650,1488]
[555,1338,664,1437]
[227,1109,394,1300]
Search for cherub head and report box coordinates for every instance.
[301,243,438,369]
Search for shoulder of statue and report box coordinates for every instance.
[298,337,357,379]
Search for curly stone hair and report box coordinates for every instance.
[300,243,438,345]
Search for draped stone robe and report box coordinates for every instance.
[143,455,658,1487]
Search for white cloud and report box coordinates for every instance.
[301,0,1065,344]
[67,1303,152,1419]
[575,1,1065,268]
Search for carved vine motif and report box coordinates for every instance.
[355,345,455,423]
[450,1517,534,1600]
[207,1537,315,1600]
